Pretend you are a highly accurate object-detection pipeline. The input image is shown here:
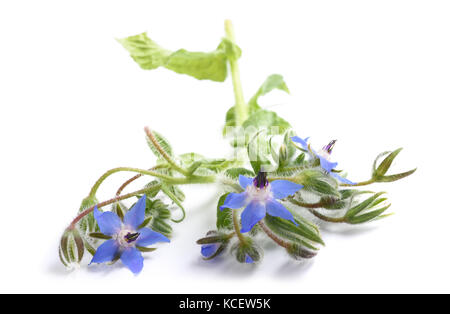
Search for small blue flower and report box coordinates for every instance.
[245,254,254,264]
[220,172,303,233]
[89,195,170,274]
[291,136,356,185]
[201,243,221,258]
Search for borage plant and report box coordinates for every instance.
[59,21,415,274]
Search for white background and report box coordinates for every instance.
[0,0,449,293]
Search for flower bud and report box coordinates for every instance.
[59,228,85,269]
[278,143,288,164]
[286,243,317,260]
[78,196,99,235]
[372,148,416,183]
[196,230,230,260]
[231,239,262,264]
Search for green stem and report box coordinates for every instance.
[115,165,168,196]
[88,167,215,199]
[258,220,290,249]
[225,20,247,126]
[308,209,346,223]
[340,178,375,187]
[69,185,161,229]
[288,197,325,209]
[232,209,247,244]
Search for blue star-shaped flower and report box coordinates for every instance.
[220,172,303,233]
[291,136,356,185]
[89,195,170,274]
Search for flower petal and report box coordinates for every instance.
[124,195,147,230]
[270,180,303,199]
[136,227,170,247]
[330,172,356,185]
[201,243,219,258]
[266,199,298,225]
[240,201,266,233]
[89,239,119,264]
[245,254,254,264]
[220,192,248,210]
[318,155,338,172]
[120,247,144,274]
[239,175,253,189]
[291,136,310,150]
[93,207,122,236]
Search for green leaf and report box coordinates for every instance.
[144,180,162,198]
[264,214,324,247]
[218,37,242,61]
[347,204,391,224]
[118,33,238,82]
[217,193,233,230]
[345,192,386,218]
[146,130,173,159]
[248,74,290,112]
[89,233,112,240]
[117,32,171,70]
[161,184,185,223]
[374,148,402,177]
[136,246,157,253]
[223,106,237,136]
[224,167,255,180]
[376,168,417,182]
[179,152,205,163]
[242,109,291,135]
[247,130,274,173]
[223,75,290,137]
[144,199,172,236]
[372,148,416,183]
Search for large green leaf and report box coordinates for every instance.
[248,74,290,112]
[242,110,291,135]
[118,33,240,82]
[223,74,290,136]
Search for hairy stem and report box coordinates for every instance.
[88,166,215,199]
[340,178,375,187]
[308,209,346,223]
[232,209,247,244]
[116,173,143,197]
[258,220,290,249]
[69,185,161,230]
[225,20,247,126]
[288,197,325,209]
[115,165,168,196]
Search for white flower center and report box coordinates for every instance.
[317,149,331,160]
[115,227,139,248]
[246,184,273,203]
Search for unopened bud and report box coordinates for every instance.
[78,196,99,235]
[196,230,230,260]
[279,144,288,164]
[231,239,262,264]
[59,228,85,269]
[286,243,317,260]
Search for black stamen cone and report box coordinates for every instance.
[253,171,268,189]
[324,140,337,154]
[124,232,140,243]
